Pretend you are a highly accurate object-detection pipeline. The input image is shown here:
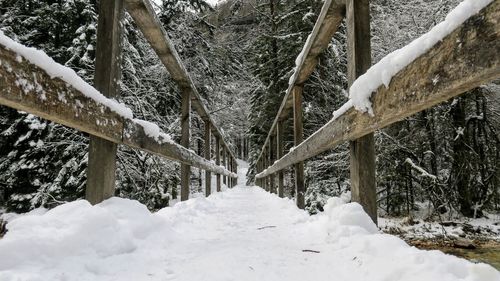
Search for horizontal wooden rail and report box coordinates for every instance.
[256,0,500,178]
[124,0,237,161]
[0,44,237,178]
[255,0,345,165]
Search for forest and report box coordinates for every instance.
[0,0,499,278]
[0,0,498,222]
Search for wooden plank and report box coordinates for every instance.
[124,0,237,162]
[204,120,211,196]
[255,0,500,179]
[86,0,123,205]
[347,0,377,224]
[0,45,238,178]
[254,0,346,166]
[180,88,191,201]
[216,136,221,192]
[293,86,305,209]
[277,120,284,197]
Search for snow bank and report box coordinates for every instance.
[348,0,493,114]
[321,197,379,241]
[0,184,498,280]
[0,199,172,271]
[0,31,133,119]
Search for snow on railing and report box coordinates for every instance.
[0,32,237,179]
[255,0,499,179]
[348,0,493,115]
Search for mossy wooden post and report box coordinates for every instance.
[269,134,276,193]
[204,120,211,196]
[180,88,191,201]
[347,0,377,224]
[216,136,221,192]
[86,0,123,205]
[277,120,284,197]
[293,85,305,209]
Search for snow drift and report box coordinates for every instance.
[0,185,498,281]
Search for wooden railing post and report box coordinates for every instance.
[277,120,284,197]
[228,151,232,187]
[234,158,238,186]
[204,120,211,196]
[222,145,227,186]
[230,157,234,187]
[86,0,123,205]
[255,159,262,187]
[347,0,377,224]
[180,87,191,201]
[259,159,263,187]
[269,134,276,193]
[216,136,221,192]
[228,154,232,188]
[263,149,268,191]
[293,85,305,209]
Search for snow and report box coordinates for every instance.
[0,31,133,119]
[405,158,437,180]
[348,0,493,114]
[132,119,173,144]
[379,214,500,241]
[0,161,498,281]
[294,34,312,68]
[288,33,312,87]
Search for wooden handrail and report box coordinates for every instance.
[256,0,500,178]
[0,44,237,178]
[255,0,346,165]
[124,0,237,161]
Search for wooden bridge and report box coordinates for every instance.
[0,0,500,280]
[0,0,499,217]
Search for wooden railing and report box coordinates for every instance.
[0,0,238,205]
[254,0,500,224]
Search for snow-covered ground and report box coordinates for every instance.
[380,215,500,241]
[0,161,498,281]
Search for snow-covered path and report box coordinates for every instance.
[0,161,498,281]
